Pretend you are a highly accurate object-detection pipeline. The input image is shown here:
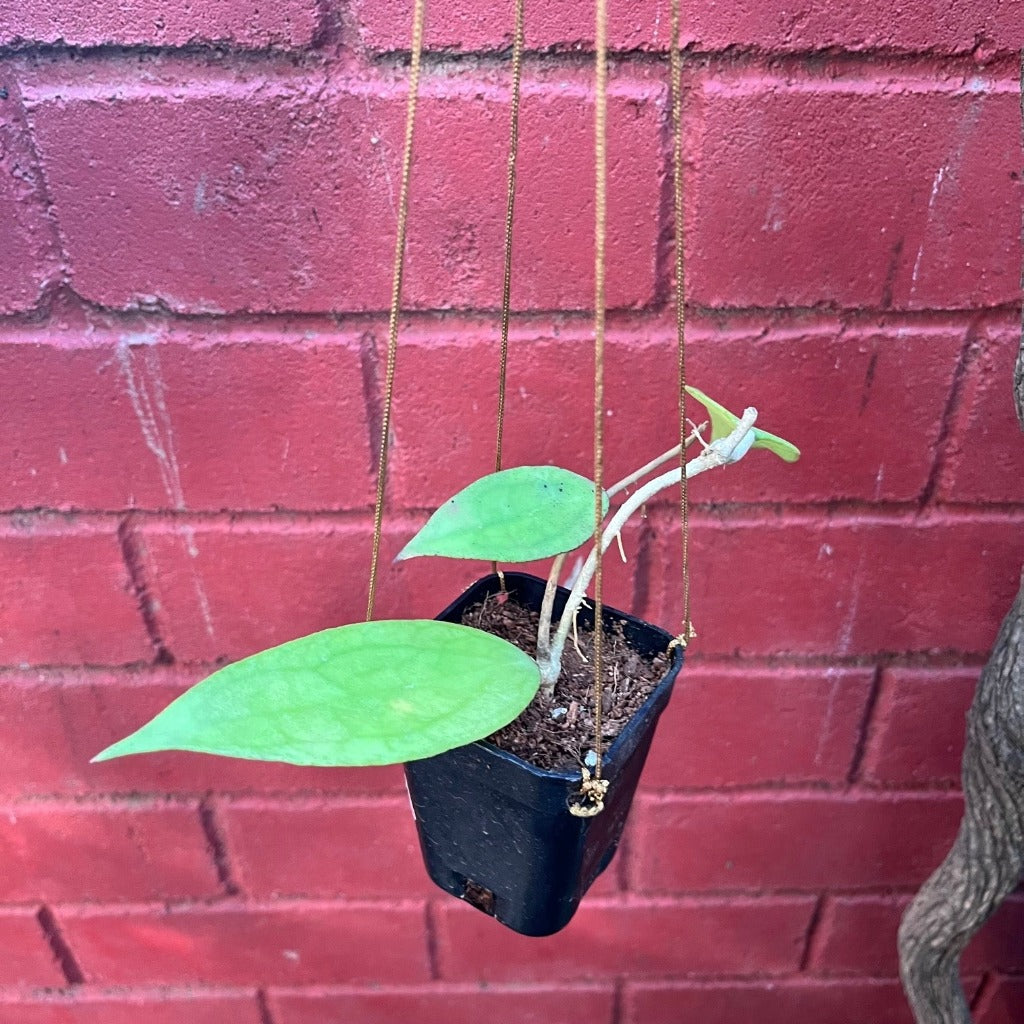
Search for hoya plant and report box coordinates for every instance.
[93,388,798,768]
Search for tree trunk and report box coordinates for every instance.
[897,178,1024,1018]
[898,574,1024,1022]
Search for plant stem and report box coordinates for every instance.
[605,421,707,498]
[536,552,566,659]
[537,407,758,693]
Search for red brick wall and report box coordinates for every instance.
[2,2,1024,1022]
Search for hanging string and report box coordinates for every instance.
[670,0,695,645]
[588,0,611,806]
[366,0,426,622]
[570,0,610,819]
[494,0,524,476]
[491,0,525,585]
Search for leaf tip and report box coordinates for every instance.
[752,428,801,463]
[91,730,156,763]
[394,538,422,562]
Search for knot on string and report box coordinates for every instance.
[668,621,698,651]
[568,767,610,818]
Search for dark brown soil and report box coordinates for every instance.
[461,593,669,773]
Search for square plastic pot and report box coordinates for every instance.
[403,571,683,937]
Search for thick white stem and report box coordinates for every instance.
[539,407,758,690]
[536,552,565,661]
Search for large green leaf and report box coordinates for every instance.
[397,466,609,563]
[92,620,541,767]
[685,385,801,463]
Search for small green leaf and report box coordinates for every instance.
[751,426,800,463]
[92,620,541,767]
[397,466,610,563]
[685,385,801,463]
[685,385,740,442]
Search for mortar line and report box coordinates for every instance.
[798,893,827,972]
[424,900,442,981]
[8,499,1024,526]
[36,905,85,985]
[611,979,626,1024]
[917,317,983,510]
[198,796,242,897]
[847,665,885,785]
[256,989,278,1024]
[116,513,173,665]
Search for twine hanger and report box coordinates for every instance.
[365,0,692,819]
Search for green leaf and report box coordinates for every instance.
[397,466,610,563]
[685,385,801,463]
[750,426,801,463]
[685,385,740,442]
[92,620,541,767]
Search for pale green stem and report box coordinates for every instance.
[537,408,758,693]
[536,552,566,660]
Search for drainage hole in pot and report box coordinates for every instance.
[463,880,496,916]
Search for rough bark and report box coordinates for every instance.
[898,574,1024,1022]
[897,157,1024,1017]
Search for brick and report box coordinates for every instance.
[631,792,962,892]
[938,324,1024,504]
[0,521,150,665]
[0,992,265,1024]
[811,895,906,975]
[387,322,960,509]
[815,895,1024,977]
[25,78,661,314]
[219,797,618,903]
[434,896,814,980]
[137,519,369,664]
[0,75,59,314]
[137,519,460,663]
[60,902,430,985]
[0,910,63,986]
[650,513,1024,657]
[624,979,914,1024]
[0,332,372,513]
[0,801,220,902]
[641,665,873,789]
[0,670,406,797]
[221,798,432,898]
[138,517,637,664]
[979,977,1024,1024]
[143,333,372,512]
[0,340,166,511]
[270,984,615,1024]
[860,668,977,787]
[0,1,320,49]
[690,76,1023,311]
[355,0,1024,55]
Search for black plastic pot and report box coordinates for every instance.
[403,571,683,937]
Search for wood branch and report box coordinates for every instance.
[1016,304,1024,430]
[897,53,1024,1024]
[898,572,1024,1022]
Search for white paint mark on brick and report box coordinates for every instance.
[836,545,867,657]
[814,667,842,768]
[911,164,947,293]
[910,95,986,298]
[117,338,215,640]
[194,173,207,214]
